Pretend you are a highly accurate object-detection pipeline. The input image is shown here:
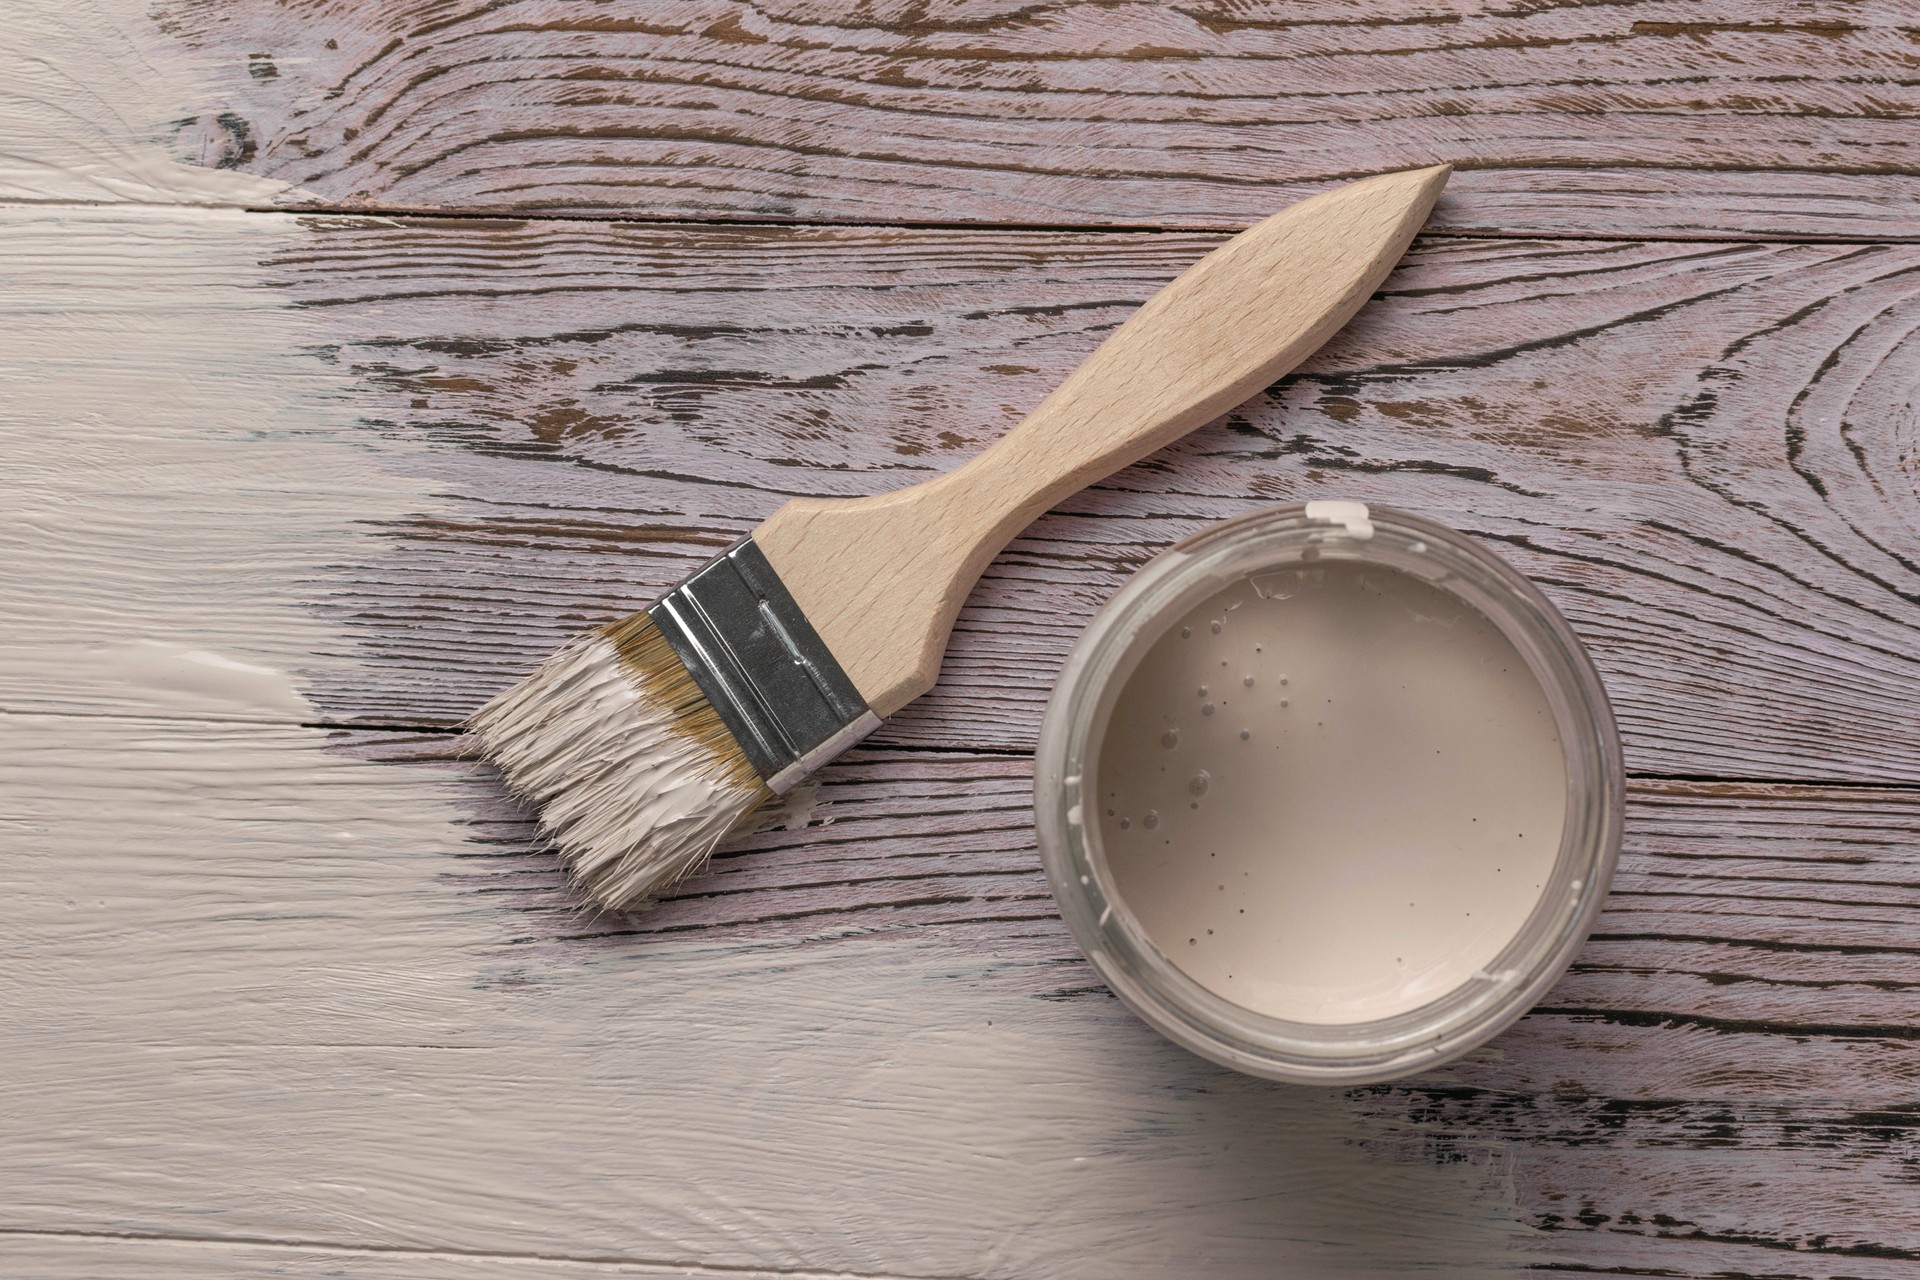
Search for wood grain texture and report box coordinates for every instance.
[100,0,1920,241]
[0,205,1532,1279]
[3,710,1533,1280]
[391,734,1920,1272]
[0,1233,818,1280]
[12,3,1920,1269]
[0,0,290,208]
[759,165,1447,712]
[13,702,1920,1275]
[0,205,436,725]
[231,216,1920,785]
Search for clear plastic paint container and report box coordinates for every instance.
[1034,502,1622,1084]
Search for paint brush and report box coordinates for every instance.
[472,164,1451,910]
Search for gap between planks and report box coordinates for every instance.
[37,701,1909,793]
[313,718,1920,793]
[0,1228,968,1280]
[242,201,1920,248]
[8,195,1919,249]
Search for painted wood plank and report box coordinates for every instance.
[353,734,1920,1038]
[1,1,290,208]
[47,0,1917,240]
[0,205,437,731]
[0,1231,828,1280]
[10,705,1920,1275]
[10,204,1917,1275]
[11,204,1920,785]
[3,709,1541,1279]
[233,216,1920,785]
[10,9,1919,1279]
[0,200,1529,1278]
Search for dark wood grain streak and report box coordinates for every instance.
[338,723,1920,1272]
[145,0,1920,241]
[277,218,1920,785]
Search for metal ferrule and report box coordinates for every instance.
[648,538,880,793]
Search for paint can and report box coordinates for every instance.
[1035,503,1622,1083]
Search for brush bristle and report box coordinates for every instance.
[469,613,771,910]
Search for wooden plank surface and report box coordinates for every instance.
[261,218,1920,783]
[20,208,1920,782]
[73,0,1920,241]
[0,1235,801,1280]
[9,200,1920,1277]
[11,2,1920,1277]
[8,704,1920,1275]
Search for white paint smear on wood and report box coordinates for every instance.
[0,48,1538,1275]
[0,0,290,206]
[1,706,1533,1276]
[0,206,409,720]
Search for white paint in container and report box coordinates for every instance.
[1097,556,1564,1023]
[1037,503,1622,1083]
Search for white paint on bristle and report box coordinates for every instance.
[470,633,764,909]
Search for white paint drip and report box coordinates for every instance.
[1305,499,1376,540]
[86,640,311,721]
[774,780,825,831]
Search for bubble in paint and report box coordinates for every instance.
[1160,728,1179,749]
[1201,703,1215,716]
[1142,810,1160,830]
[1243,674,1254,687]
[1197,684,1209,697]
[1119,817,1131,830]
[1189,771,1211,797]
[1239,728,1251,740]
[1210,620,1223,634]
[1180,626,1192,639]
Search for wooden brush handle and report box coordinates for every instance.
[755,164,1450,717]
